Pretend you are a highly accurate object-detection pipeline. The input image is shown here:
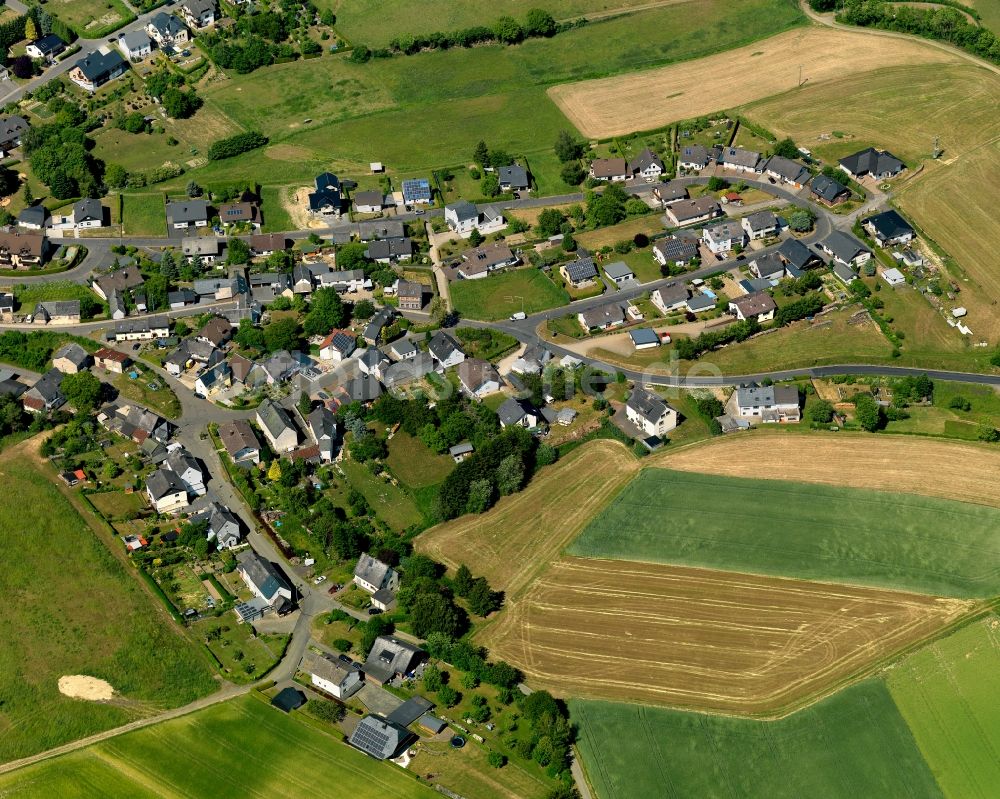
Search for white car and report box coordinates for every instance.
[313,575,327,585]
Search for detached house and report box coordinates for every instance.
[653,236,698,268]
[401,178,432,206]
[0,229,46,268]
[626,387,678,439]
[218,419,261,466]
[118,30,152,61]
[52,342,91,374]
[319,329,356,362]
[147,12,189,46]
[652,181,688,206]
[353,189,384,214]
[33,300,80,325]
[146,468,188,513]
[839,147,904,181]
[354,553,400,595]
[366,237,413,264]
[457,358,502,398]
[0,115,28,156]
[166,199,209,229]
[428,331,465,370]
[237,549,294,613]
[192,501,242,550]
[165,448,206,496]
[308,405,338,462]
[498,164,531,193]
[92,264,143,300]
[561,256,599,288]
[863,209,915,248]
[362,636,425,686]
[497,397,539,429]
[603,261,635,286]
[702,220,744,255]
[665,196,720,227]
[444,201,504,238]
[819,231,871,268]
[729,291,776,323]
[678,144,710,171]
[306,652,362,700]
[749,251,787,281]
[22,368,64,413]
[629,148,664,180]
[25,35,66,62]
[741,210,778,241]
[589,157,628,181]
[778,238,822,271]
[810,174,851,206]
[308,172,343,216]
[181,0,216,29]
[397,280,423,311]
[763,155,810,188]
[719,147,761,174]
[458,243,518,279]
[256,399,299,453]
[578,303,625,331]
[651,282,689,315]
[728,382,800,423]
[69,49,128,92]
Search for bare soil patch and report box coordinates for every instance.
[480,557,973,714]
[549,27,960,138]
[58,675,115,701]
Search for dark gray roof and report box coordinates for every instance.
[626,387,669,425]
[349,715,413,760]
[721,146,760,169]
[653,281,689,306]
[777,237,820,270]
[654,181,688,202]
[354,552,393,588]
[53,342,90,367]
[752,251,785,278]
[679,144,709,165]
[366,237,412,260]
[629,147,664,174]
[629,328,659,346]
[387,695,434,727]
[18,205,47,226]
[446,200,477,222]
[218,419,260,458]
[74,49,127,82]
[362,635,425,684]
[256,399,295,440]
[743,209,778,232]
[603,261,634,281]
[653,237,697,263]
[363,307,394,341]
[146,467,186,500]
[764,155,809,184]
[27,35,64,56]
[358,220,405,241]
[237,549,292,601]
[497,397,536,426]
[563,257,598,283]
[428,330,463,363]
[839,147,904,178]
[120,30,151,51]
[166,199,208,225]
[821,231,870,264]
[353,189,384,207]
[148,11,186,36]
[810,174,850,203]
[864,209,914,242]
[498,164,529,188]
[579,303,625,328]
[271,687,306,712]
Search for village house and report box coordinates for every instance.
[686,293,715,314]
[256,399,299,452]
[603,261,636,287]
[778,238,822,271]
[319,329,356,362]
[349,716,414,760]
[362,307,394,344]
[218,419,261,466]
[396,280,423,311]
[763,155,810,188]
[358,220,405,242]
[146,12,189,47]
[33,300,80,325]
[118,30,152,61]
[0,229,46,268]
[250,233,288,256]
[22,368,65,413]
[307,405,338,462]
[107,290,126,321]
[25,35,66,62]
[578,303,625,331]
[652,181,688,206]
[629,148,665,180]
[428,330,465,370]
[305,652,362,700]
[665,196,720,227]
[317,269,368,293]
[197,317,233,349]
[561,256,599,288]
[182,236,220,264]
[457,358,502,398]
[18,205,48,230]
[167,199,209,230]
[626,387,678,439]
[653,236,699,268]
[0,115,29,157]
[366,237,413,264]
[388,338,418,361]
[191,501,242,550]
[729,291,776,323]
[195,361,232,396]
[819,231,872,268]
[353,189,384,214]
[702,220,744,255]
[498,164,531,193]
[651,282,690,315]
[809,174,851,206]
[165,448,206,496]
[678,144,711,171]
[749,251,787,280]
[444,200,505,237]
[52,342,91,374]
[101,402,170,443]
[497,397,539,429]
[401,178,432,206]
[308,172,343,216]
[354,552,400,595]
[69,49,128,92]
[362,635,426,686]
[728,382,800,422]
[236,549,294,615]
[168,288,198,309]
[181,0,217,29]
[864,209,915,248]
[741,209,778,241]
[93,347,131,373]
[458,243,519,279]
[92,264,144,300]
[218,201,258,229]
[589,157,629,182]
[719,146,761,174]
[839,147,904,181]
[145,468,189,513]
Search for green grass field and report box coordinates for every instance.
[571,680,941,799]
[48,0,134,37]
[0,694,437,798]
[975,0,1000,32]
[12,282,101,314]
[887,617,1000,799]
[112,369,182,420]
[340,459,424,530]
[451,269,569,320]
[0,452,217,763]
[386,432,454,489]
[120,193,166,237]
[568,468,1000,597]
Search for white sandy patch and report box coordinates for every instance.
[58,675,115,701]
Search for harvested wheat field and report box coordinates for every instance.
[416,439,638,597]
[656,432,1000,508]
[548,26,960,138]
[481,557,974,714]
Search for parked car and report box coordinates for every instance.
[367,607,382,615]
[313,575,327,585]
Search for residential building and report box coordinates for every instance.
[319,329,356,362]
[52,342,91,374]
[69,49,128,92]
[864,209,915,248]
[101,401,170,443]
[165,448,206,496]
[763,155,810,187]
[686,293,715,314]
[653,236,698,268]
[497,397,538,429]
[181,0,216,28]
[839,147,904,180]
[652,181,688,206]
[396,280,423,311]
[93,347,131,373]
[118,30,152,60]
[354,553,400,594]
[741,209,778,240]
[589,157,628,181]
[305,652,362,700]
[561,256,599,288]
[678,144,710,171]
[357,220,405,241]
[665,196,720,226]
[218,419,261,465]
[0,115,28,156]
[702,220,744,254]
[819,231,872,268]
[146,12,189,46]
[650,282,689,315]
[168,288,197,309]
[749,251,786,280]
[17,205,48,230]
[362,635,426,685]
[107,290,126,321]
[578,303,625,330]
[237,549,293,613]
[428,331,465,369]
[250,233,288,255]
[182,236,220,263]
[33,300,80,325]
[145,468,188,513]
[443,201,504,237]
[629,328,660,350]
[458,243,518,279]
[603,261,635,286]
[401,178,432,206]
[349,716,413,759]
[256,399,299,452]
[629,148,664,180]
[719,146,761,173]
[218,201,257,228]
[810,174,851,206]
[22,368,64,413]
[191,501,242,549]
[307,405,338,462]
[194,361,231,396]
[498,164,531,192]
[166,199,209,229]
[388,338,418,361]
[92,264,143,300]
[777,238,822,271]
[728,382,800,422]
[308,172,343,215]
[25,35,66,62]
[362,307,394,344]
[317,269,367,293]
[626,387,678,438]
[729,291,776,323]
[353,189,384,214]
[366,237,413,264]
[197,317,233,348]
[0,229,46,268]
[881,267,906,287]
[457,358,501,398]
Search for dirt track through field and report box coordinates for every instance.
[656,433,1000,508]
[481,557,973,714]
[548,26,961,138]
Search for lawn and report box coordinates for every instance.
[887,616,1000,799]
[48,0,135,37]
[0,447,217,763]
[574,216,665,251]
[193,618,288,683]
[13,282,103,315]
[112,368,182,420]
[569,467,1000,598]
[385,432,454,489]
[120,193,167,237]
[450,269,569,321]
[974,0,1000,33]
[887,381,1000,438]
[260,185,296,233]
[0,694,438,798]
[340,458,424,530]
[87,490,147,520]
[571,680,942,799]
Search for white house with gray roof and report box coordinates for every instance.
[353,552,399,595]
[428,331,465,370]
[305,652,362,699]
[237,549,293,612]
[728,382,800,423]
[256,399,299,453]
[118,30,152,60]
[626,387,677,438]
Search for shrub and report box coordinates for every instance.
[208,131,268,161]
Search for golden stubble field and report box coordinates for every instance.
[547,26,961,138]
[479,557,973,714]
